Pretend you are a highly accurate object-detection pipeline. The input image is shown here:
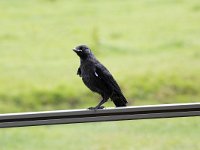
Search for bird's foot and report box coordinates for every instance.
[88,106,105,110]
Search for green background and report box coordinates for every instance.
[0,0,199,149]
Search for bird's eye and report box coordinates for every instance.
[80,47,84,51]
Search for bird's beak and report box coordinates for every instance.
[72,48,77,52]
[73,48,82,53]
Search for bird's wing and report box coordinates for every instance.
[77,67,81,77]
[95,64,122,93]
[95,64,128,106]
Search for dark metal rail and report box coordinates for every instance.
[0,103,200,128]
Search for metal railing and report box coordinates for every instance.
[0,103,200,128]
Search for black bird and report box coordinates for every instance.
[73,45,128,109]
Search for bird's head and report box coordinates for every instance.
[73,45,92,59]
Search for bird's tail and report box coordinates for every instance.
[111,92,128,107]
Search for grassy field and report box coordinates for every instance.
[0,0,200,149]
[0,0,200,113]
[1,117,200,150]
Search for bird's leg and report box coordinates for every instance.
[88,97,108,110]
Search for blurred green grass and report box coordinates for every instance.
[0,0,200,113]
[1,117,200,150]
[0,1,200,149]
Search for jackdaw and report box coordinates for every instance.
[73,45,128,109]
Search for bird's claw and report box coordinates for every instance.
[88,106,105,110]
